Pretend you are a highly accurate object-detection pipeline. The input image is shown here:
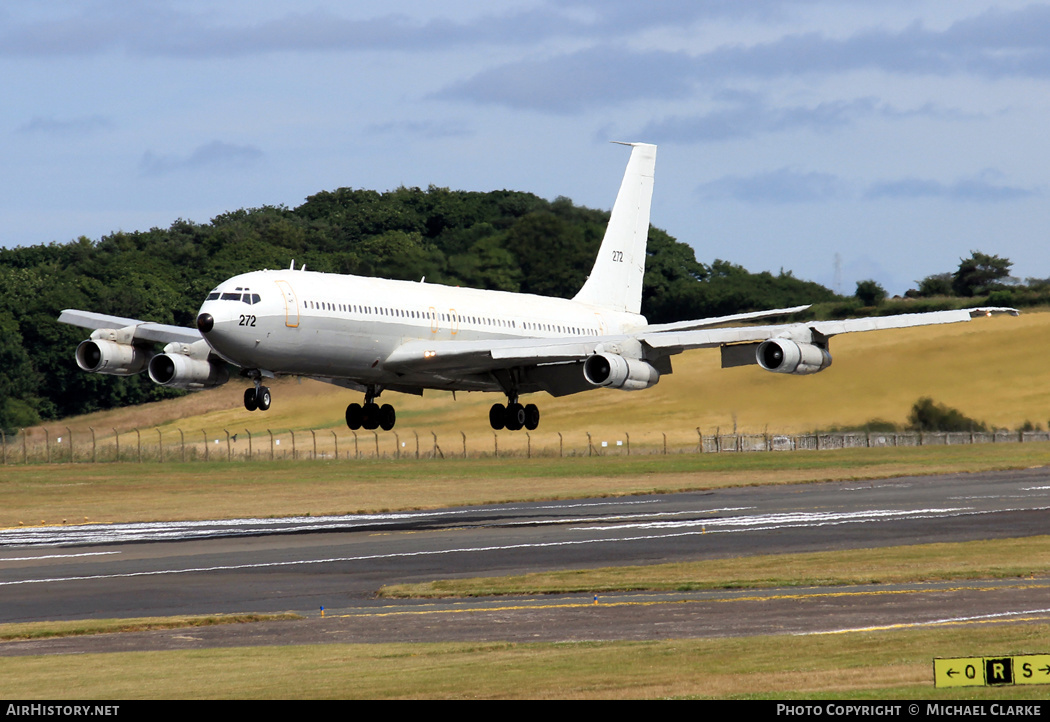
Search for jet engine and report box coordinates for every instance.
[756,339,832,375]
[583,353,660,391]
[147,339,229,389]
[148,353,229,389]
[75,339,150,376]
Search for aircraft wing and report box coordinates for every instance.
[636,304,811,333]
[383,336,610,374]
[642,307,1018,353]
[383,307,1018,377]
[58,309,203,345]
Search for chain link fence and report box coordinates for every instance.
[3,425,1048,464]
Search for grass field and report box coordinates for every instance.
[3,442,1049,527]
[3,625,1050,699]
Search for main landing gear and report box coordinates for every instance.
[345,387,396,431]
[489,397,539,431]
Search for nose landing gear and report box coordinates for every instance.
[243,381,271,411]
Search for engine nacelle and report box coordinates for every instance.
[76,339,150,376]
[583,353,660,391]
[148,353,229,390]
[756,339,832,375]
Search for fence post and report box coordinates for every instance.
[202,430,208,462]
[331,430,338,460]
[493,432,498,458]
[67,427,73,463]
[558,432,563,457]
[91,428,96,463]
[179,429,185,462]
[115,429,121,463]
[311,429,317,460]
[461,431,466,459]
[21,428,27,464]
[393,431,400,459]
[414,430,419,459]
[1,429,5,465]
[526,432,531,459]
[156,428,163,462]
[267,429,274,461]
[373,431,379,458]
[44,428,50,464]
[246,429,253,461]
[352,431,358,459]
[134,428,141,463]
[224,429,230,462]
[291,430,297,460]
[625,432,630,456]
[663,432,667,455]
[586,432,592,457]
[432,432,443,459]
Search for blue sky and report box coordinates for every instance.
[3,1,1048,296]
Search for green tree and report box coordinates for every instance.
[908,397,987,432]
[951,251,1012,297]
[854,279,887,306]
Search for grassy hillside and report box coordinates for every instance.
[25,309,1047,456]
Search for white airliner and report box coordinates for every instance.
[60,143,1016,432]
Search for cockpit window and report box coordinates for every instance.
[207,292,220,301]
[221,292,241,301]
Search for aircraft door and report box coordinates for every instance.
[274,280,300,328]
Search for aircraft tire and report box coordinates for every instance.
[379,404,396,431]
[244,388,258,411]
[489,403,506,431]
[524,404,540,430]
[362,402,380,430]
[256,386,271,411]
[345,403,363,430]
[505,403,525,431]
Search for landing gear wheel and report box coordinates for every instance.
[379,404,396,431]
[244,388,258,411]
[524,403,540,431]
[345,403,363,430]
[505,403,526,431]
[489,403,506,431]
[362,402,380,430]
[255,386,271,411]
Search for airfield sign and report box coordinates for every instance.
[934,655,1050,687]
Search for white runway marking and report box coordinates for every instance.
[4,505,1045,589]
[0,551,120,562]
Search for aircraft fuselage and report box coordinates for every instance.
[199,268,645,393]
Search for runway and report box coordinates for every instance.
[2,467,1049,653]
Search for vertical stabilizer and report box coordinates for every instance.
[572,142,656,314]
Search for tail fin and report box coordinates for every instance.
[573,142,656,314]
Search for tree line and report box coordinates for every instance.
[0,184,1040,433]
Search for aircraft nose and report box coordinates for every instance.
[196,313,214,333]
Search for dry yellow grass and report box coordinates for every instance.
[3,626,1049,699]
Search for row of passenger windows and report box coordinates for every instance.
[302,299,598,336]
